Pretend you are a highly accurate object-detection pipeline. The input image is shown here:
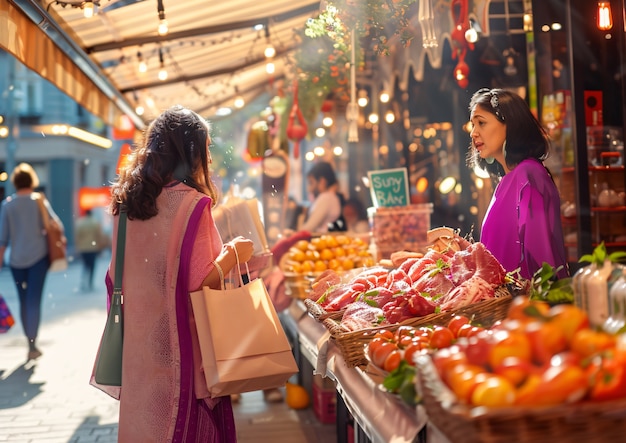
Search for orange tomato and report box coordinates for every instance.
[447,364,489,404]
[525,320,568,365]
[470,375,517,407]
[383,350,403,372]
[373,329,394,341]
[534,363,588,405]
[570,329,616,359]
[370,340,398,368]
[488,329,532,370]
[492,356,537,387]
[431,346,468,381]
[506,296,550,323]
[547,304,590,343]
[515,373,542,406]
[403,342,423,367]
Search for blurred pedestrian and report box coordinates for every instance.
[301,161,344,233]
[0,163,61,360]
[90,105,254,442]
[75,209,107,291]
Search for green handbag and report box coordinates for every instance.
[94,212,127,386]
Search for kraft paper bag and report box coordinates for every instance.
[213,197,269,256]
[190,276,298,398]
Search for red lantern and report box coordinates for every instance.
[321,99,334,113]
[286,80,308,159]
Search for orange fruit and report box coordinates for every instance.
[471,375,516,407]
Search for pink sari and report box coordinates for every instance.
[91,184,236,442]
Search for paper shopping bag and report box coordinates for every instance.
[213,198,269,256]
[190,277,298,398]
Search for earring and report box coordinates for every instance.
[485,156,495,164]
[502,140,507,160]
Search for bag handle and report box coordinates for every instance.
[34,193,51,230]
[228,244,251,288]
[113,212,128,303]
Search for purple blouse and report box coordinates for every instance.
[481,158,569,280]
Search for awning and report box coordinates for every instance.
[4,0,322,129]
[1,1,142,129]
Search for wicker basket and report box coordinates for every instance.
[415,354,626,443]
[303,299,345,322]
[323,288,513,368]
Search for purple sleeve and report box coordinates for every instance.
[517,183,568,279]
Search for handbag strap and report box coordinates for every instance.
[34,193,51,229]
[114,212,128,292]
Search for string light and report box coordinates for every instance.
[157,0,169,36]
[264,25,275,58]
[233,87,245,108]
[137,51,147,73]
[83,0,94,18]
[158,48,168,81]
[597,2,613,31]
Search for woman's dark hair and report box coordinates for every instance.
[307,161,337,187]
[467,88,551,177]
[110,105,218,220]
[11,163,40,190]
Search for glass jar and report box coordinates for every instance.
[604,269,626,334]
[572,260,625,329]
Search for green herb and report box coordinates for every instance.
[382,361,419,406]
[579,242,626,266]
[528,262,574,304]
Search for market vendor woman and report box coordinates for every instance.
[468,88,569,280]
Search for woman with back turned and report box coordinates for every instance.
[90,105,254,442]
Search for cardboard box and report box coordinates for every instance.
[313,380,336,424]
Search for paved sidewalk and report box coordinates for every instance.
[0,254,120,443]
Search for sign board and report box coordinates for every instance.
[368,168,410,208]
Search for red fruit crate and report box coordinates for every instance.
[313,383,336,424]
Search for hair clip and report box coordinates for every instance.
[488,91,505,122]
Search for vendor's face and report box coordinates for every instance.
[469,105,507,163]
[307,176,323,198]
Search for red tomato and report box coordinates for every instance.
[371,340,398,368]
[456,323,474,338]
[488,329,532,370]
[383,350,403,372]
[525,320,568,365]
[394,325,417,341]
[373,329,395,341]
[447,315,471,337]
[403,343,423,367]
[587,351,626,402]
[534,363,588,405]
[429,326,455,350]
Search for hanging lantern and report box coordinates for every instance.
[286,80,308,159]
[246,121,270,162]
[597,2,613,31]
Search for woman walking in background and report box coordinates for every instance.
[0,163,58,360]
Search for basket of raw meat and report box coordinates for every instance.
[310,232,518,368]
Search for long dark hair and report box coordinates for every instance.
[110,105,219,219]
[467,88,551,177]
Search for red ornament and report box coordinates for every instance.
[286,80,308,159]
[321,99,334,113]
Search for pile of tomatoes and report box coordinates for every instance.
[366,319,469,373]
[431,297,626,408]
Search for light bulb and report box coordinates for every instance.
[158,18,169,36]
[158,68,168,81]
[234,96,245,109]
[266,62,275,74]
[264,44,276,58]
[138,60,147,73]
[597,2,613,31]
[83,1,94,18]
[379,91,390,103]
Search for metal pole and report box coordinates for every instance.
[5,56,18,195]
